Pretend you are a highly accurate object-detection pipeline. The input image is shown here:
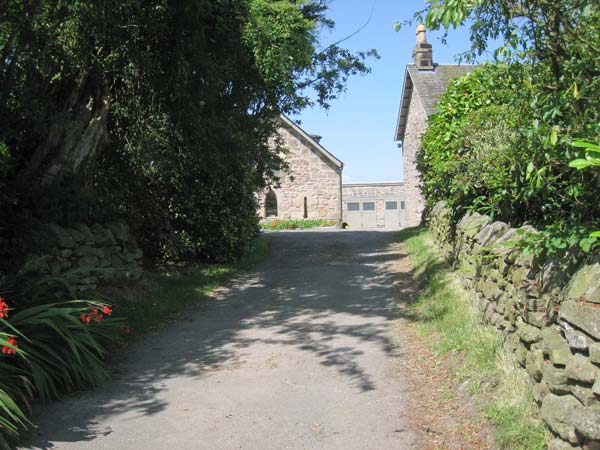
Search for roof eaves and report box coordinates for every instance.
[394,68,413,142]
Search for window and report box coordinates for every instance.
[265,189,278,217]
[303,197,308,218]
[362,202,375,211]
[400,201,405,210]
[385,201,398,210]
[347,202,360,211]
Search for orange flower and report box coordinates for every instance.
[0,298,8,319]
[102,306,112,316]
[2,337,17,355]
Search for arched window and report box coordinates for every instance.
[265,189,278,217]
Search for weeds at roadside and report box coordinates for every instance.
[398,227,548,450]
[100,236,270,336]
[260,219,338,231]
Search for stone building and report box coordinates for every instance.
[342,182,406,229]
[395,24,477,227]
[258,114,343,222]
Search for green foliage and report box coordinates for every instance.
[0,275,123,446]
[406,0,600,253]
[418,56,600,254]
[260,219,338,230]
[419,64,526,220]
[0,0,376,267]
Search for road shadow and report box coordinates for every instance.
[21,230,417,449]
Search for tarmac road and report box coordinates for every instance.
[22,230,417,450]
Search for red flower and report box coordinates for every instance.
[0,297,8,319]
[2,337,17,355]
[102,306,112,316]
[80,313,91,324]
[90,308,104,322]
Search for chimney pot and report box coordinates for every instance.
[413,24,434,70]
[309,134,322,144]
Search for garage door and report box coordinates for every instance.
[346,202,362,228]
[384,201,400,229]
[361,202,377,228]
[346,201,377,229]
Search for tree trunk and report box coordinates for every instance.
[21,72,110,189]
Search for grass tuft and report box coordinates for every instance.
[102,236,270,335]
[398,227,548,450]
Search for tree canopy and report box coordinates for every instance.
[0,0,377,264]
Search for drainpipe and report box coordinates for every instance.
[339,163,344,223]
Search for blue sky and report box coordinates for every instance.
[290,0,477,183]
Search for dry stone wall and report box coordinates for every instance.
[21,222,143,291]
[429,201,600,450]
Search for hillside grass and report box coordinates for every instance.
[398,227,548,450]
[101,236,270,335]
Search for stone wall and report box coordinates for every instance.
[258,123,342,222]
[402,90,428,228]
[342,182,406,228]
[21,222,143,291]
[428,201,600,449]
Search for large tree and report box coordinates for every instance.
[0,0,376,263]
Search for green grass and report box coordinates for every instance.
[101,236,270,335]
[260,219,338,231]
[397,227,548,450]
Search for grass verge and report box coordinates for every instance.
[260,219,338,231]
[398,227,548,450]
[101,236,270,335]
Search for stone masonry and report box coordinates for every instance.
[429,201,600,450]
[401,91,428,227]
[342,182,406,228]
[20,222,143,291]
[259,116,342,222]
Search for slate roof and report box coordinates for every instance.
[279,114,343,169]
[395,64,478,142]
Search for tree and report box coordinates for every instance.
[0,0,377,264]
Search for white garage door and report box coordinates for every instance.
[361,202,377,228]
[346,202,362,228]
[384,201,400,229]
[346,201,377,229]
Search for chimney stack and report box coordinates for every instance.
[413,24,434,70]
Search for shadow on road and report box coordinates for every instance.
[23,230,419,449]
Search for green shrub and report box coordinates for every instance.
[419,63,600,254]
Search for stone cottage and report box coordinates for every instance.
[395,24,477,227]
[258,114,343,222]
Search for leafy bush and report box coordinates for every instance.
[418,63,600,254]
[409,1,600,256]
